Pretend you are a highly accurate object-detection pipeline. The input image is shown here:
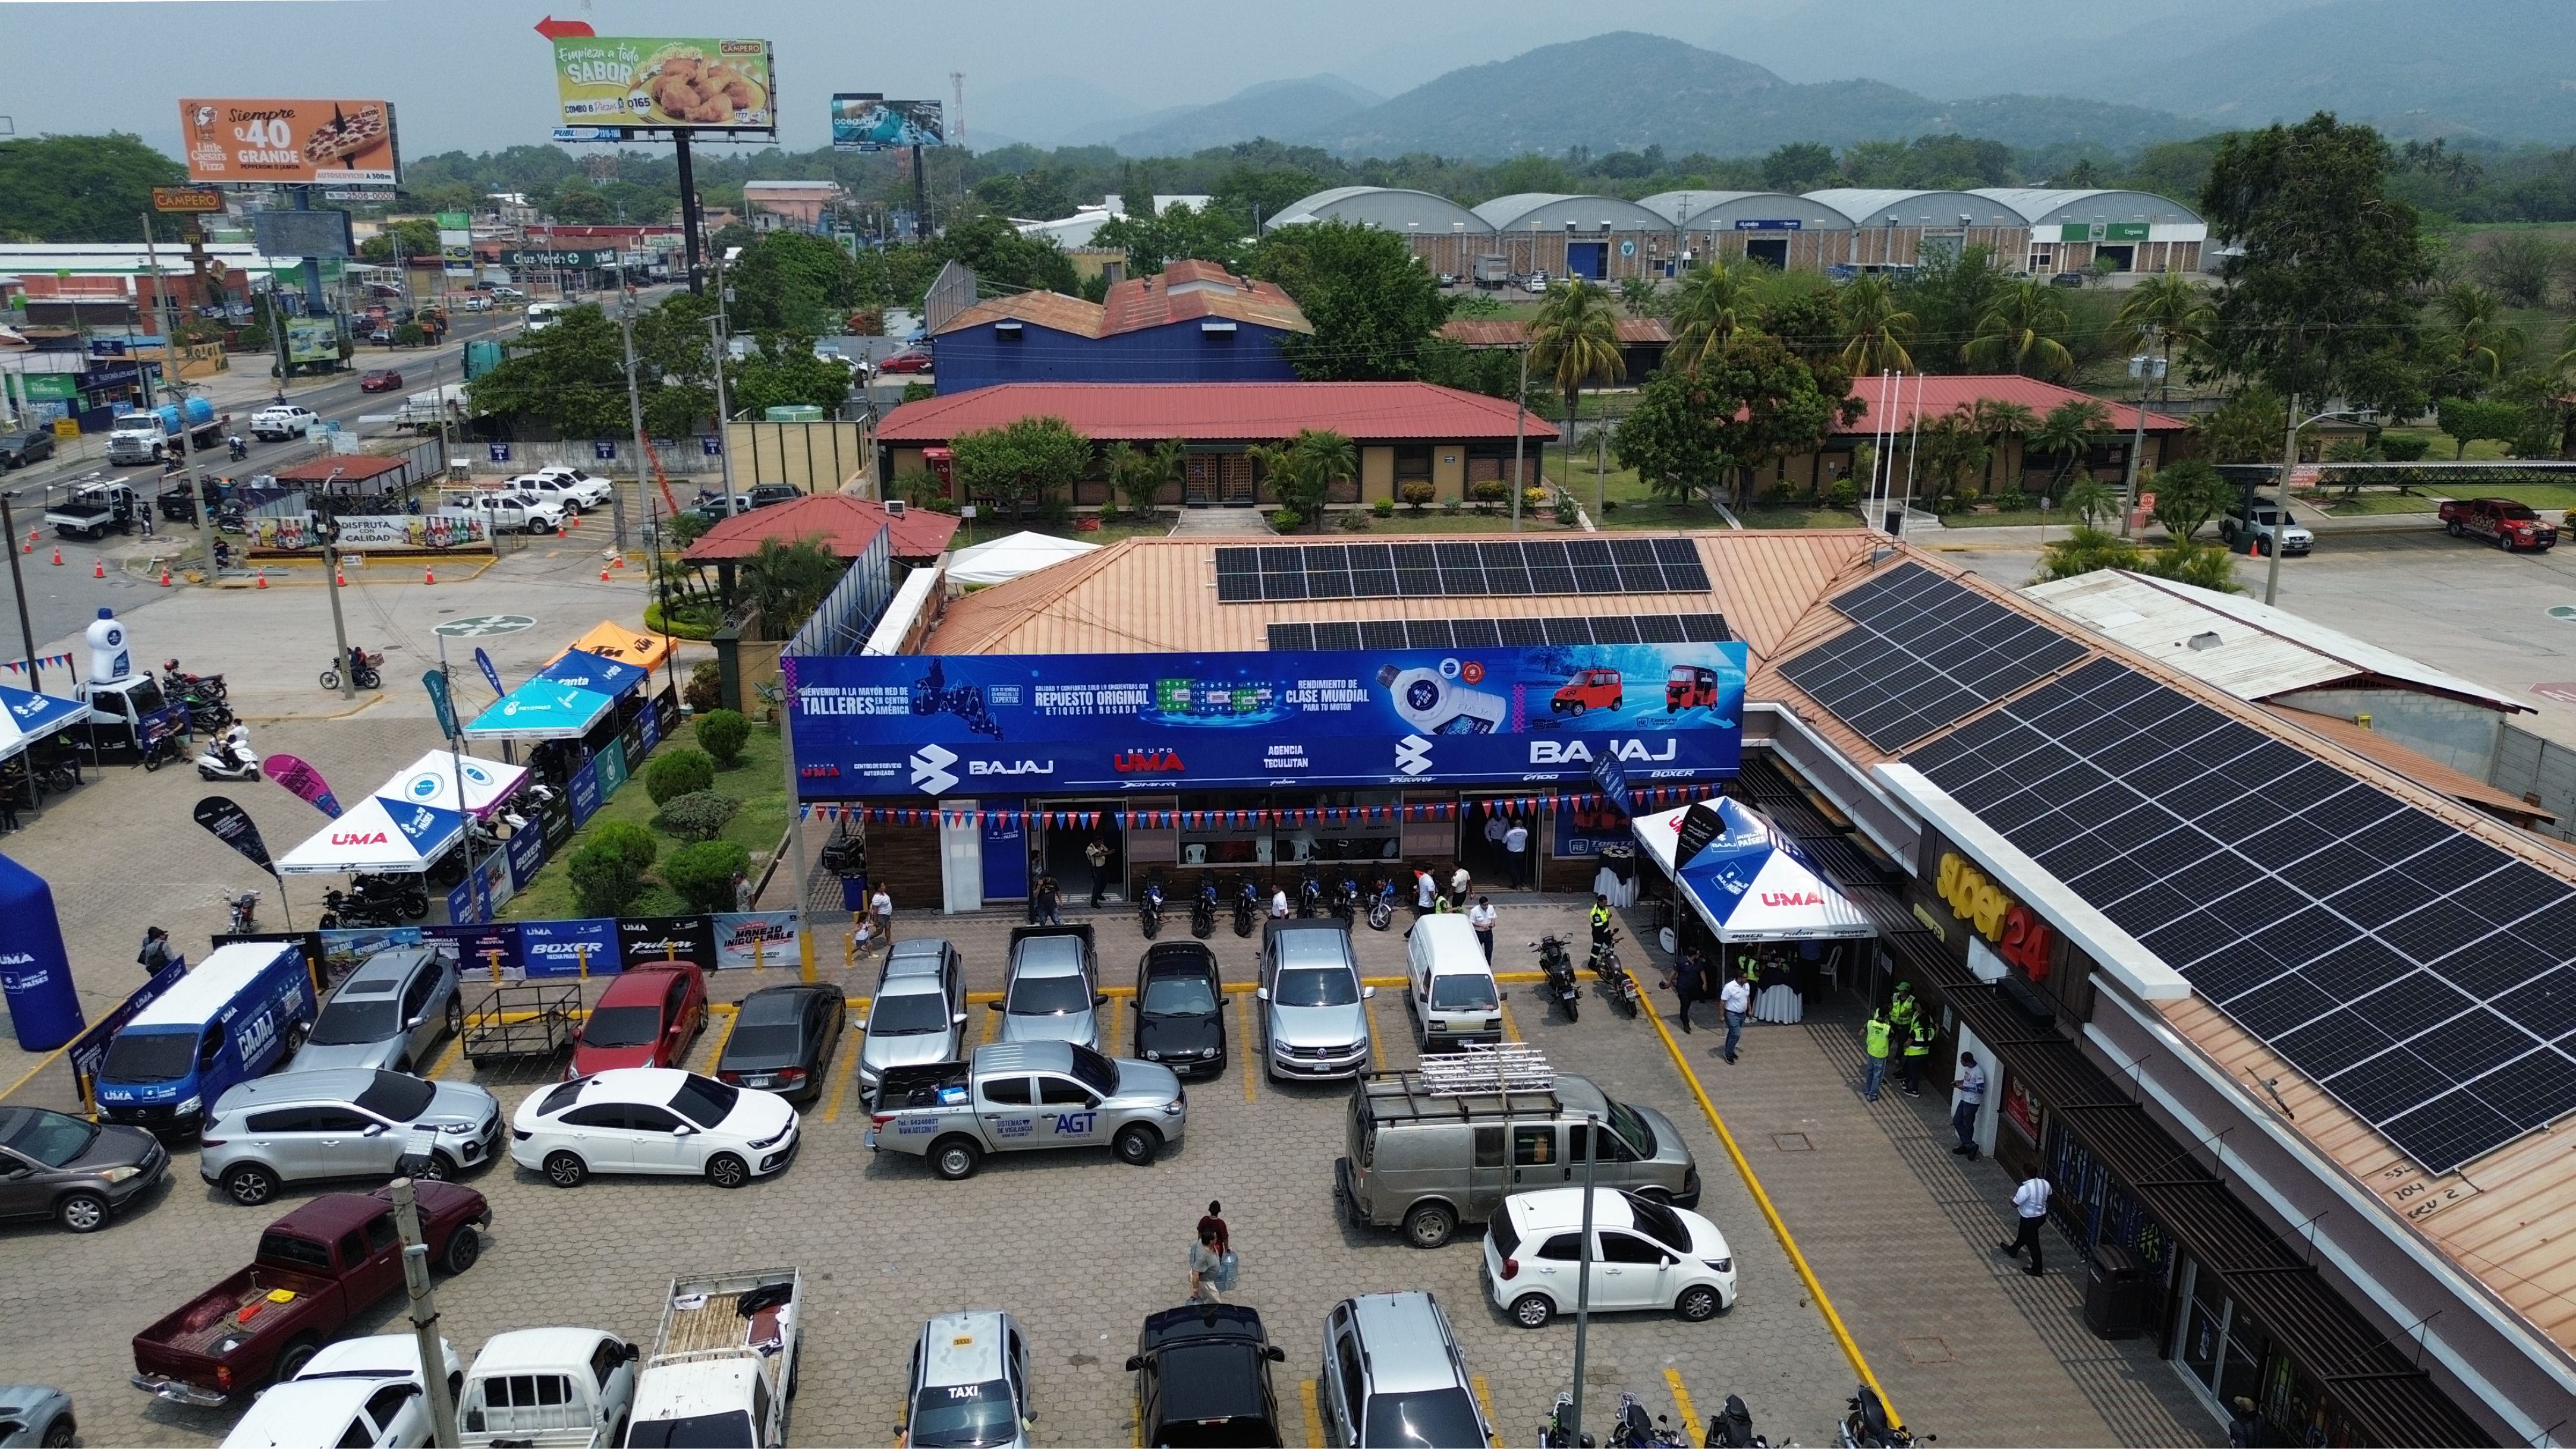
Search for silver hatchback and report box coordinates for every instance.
[200,1068,500,1207]
[290,948,460,1075]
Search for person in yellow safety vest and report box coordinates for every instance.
[1861,1010,1892,1103]
[1901,1015,1936,1097]
[1888,980,1918,1034]
[1734,948,1760,990]
[1589,895,1615,957]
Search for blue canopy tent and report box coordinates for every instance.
[533,648,647,699]
[0,686,90,760]
[464,681,616,741]
[1633,798,1874,943]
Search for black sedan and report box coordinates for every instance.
[1129,1304,1286,1447]
[715,984,846,1103]
[1134,941,1227,1077]
[0,429,55,470]
[0,1105,167,1233]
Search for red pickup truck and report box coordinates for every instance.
[2441,497,2558,552]
[129,1181,489,1407]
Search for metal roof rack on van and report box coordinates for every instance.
[1416,1043,1552,1095]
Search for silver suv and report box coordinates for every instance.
[200,1068,501,1206]
[995,928,1103,1050]
[1317,1293,1491,1449]
[1259,921,1373,1082]
[861,939,968,1101]
[290,948,459,1075]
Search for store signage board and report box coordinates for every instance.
[787,642,1747,798]
[153,187,226,213]
[179,97,399,184]
[552,37,774,132]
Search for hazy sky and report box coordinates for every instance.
[2,0,2338,157]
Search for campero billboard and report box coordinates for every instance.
[180,99,398,184]
[786,642,1748,797]
[553,37,774,130]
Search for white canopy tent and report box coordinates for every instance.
[275,796,464,876]
[948,531,1100,587]
[1632,799,1875,943]
[374,749,528,818]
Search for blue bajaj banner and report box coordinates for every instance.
[505,824,547,892]
[520,918,619,977]
[568,760,602,824]
[787,643,1747,796]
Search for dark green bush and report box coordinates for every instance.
[694,708,750,767]
[644,748,715,806]
[655,790,740,843]
[588,820,658,872]
[684,659,723,714]
[567,821,659,918]
[2379,434,2431,462]
[661,839,751,914]
[625,883,693,919]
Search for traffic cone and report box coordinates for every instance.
[159,565,171,587]
[599,564,611,581]
[555,522,565,538]
[49,545,61,566]
[335,566,347,587]
[92,557,105,579]
[254,568,267,590]
[423,565,436,585]
[611,554,625,569]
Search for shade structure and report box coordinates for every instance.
[376,749,528,819]
[559,620,677,675]
[948,530,1100,587]
[465,681,615,741]
[1633,798,1874,942]
[0,686,89,761]
[276,795,464,875]
[533,648,647,699]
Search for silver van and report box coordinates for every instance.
[291,947,460,1075]
[1336,1065,1699,1248]
[1317,1292,1491,1449]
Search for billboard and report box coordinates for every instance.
[831,95,944,150]
[180,99,398,184]
[252,209,354,260]
[284,319,339,364]
[553,37,774,130]
[439,212,473,278]
[787,642,1747,798]
[505,248,619,269]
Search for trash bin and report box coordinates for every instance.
[2083,1243,2146,1339]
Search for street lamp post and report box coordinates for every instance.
[2116,345,2165,538]
[2264,398,2364,607]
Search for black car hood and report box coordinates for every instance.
[69,1123,159,1174]
[1136,1012,1222,1059]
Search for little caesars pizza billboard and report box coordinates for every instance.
[180,99,399,184]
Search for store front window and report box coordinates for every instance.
[2171,1256,2358,1445]
[1166,790,1404,871]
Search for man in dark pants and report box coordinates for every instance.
[1951,1052,1987,1158]
[1998,1172,2052,1276]
[1087,838,1112,907]
[1668,947,1706,1033]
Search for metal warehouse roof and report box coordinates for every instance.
[1798,189,2021,229]
[876,382,1561,446]
[1469,193,1672,233]
[1267,187,1492,234]
[1970,188,2203,228]
[1835,376,2186,435]
[1636,191,1856,229]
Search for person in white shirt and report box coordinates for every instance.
[1448,865,1470,908]
[1951,1053,1987,1158]
[1719,969,1753,1063]
[870,886,893,948]
[1502,820,1530,887]
[1415,867,1437,912]
[1999,1173,2052,1275]
[1270,886,1291,918]
[1467,895,1498,960]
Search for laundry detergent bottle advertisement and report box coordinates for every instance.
[786,642,1747,796]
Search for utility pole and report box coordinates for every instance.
[612,258,646,553]
[706,317,738,518]
[388,1178,461,1449]
[323,522,354,702]
[2116,336,2163,539]
[143,211,218,582]
[1509,344,1529,533]
[1567,1112,1600,1444]
[1,493,40,694]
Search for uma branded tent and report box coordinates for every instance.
[464,681,615,741]
[376,749,527,819]
[276,795,464,875]
[948,531,1099,587]
[0,686,87,761]
[1632,798,1873,942]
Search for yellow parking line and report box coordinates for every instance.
[1364,990,1385,1066]
[980,1001,1001,1044]
[694,1008,737,1075]
[821,1015,867,1124]
[1470,1374,1502,1447]
[1663,1366,1703,1447]
[1298,1380,1325,1449]
[1498,999,1523,1043]
[423,1037,466,1081]
[1239,991,1258,1102]
[1134,1386,1146,1448]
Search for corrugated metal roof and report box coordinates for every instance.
[2025,569,2526,711]
[938,291,1108,338]
[877,382,1562,445]
[935,265,1309,339]
[681,494,957,563]
[1800,189,2005,227]
[1836,374,2186,434]
[1438,318,1672,347]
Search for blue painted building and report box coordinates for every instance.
[928,260,1309,395]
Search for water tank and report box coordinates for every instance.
[765,405,825,423]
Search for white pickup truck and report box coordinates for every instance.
[626,1269,800,1448]
[455,1327,639,1449]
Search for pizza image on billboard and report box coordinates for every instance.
[555,36,773,130]
[179,99,398,184]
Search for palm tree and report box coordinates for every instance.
[2436,281,2528,383]
[2030,398,2112,500]
[1292,428,1357,528]
[1528,278,1627,502]
[1965,398,2038,496]
[1837,273,1916,374]
[1668,260,1753,371]
[2111,270,2213,399]
[1963,279,2076,377]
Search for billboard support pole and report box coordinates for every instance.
[910,143,929,241]
[144,209,219,585]
[675,133,704,296]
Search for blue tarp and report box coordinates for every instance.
[535,648,647,698]
[464,681,615,741]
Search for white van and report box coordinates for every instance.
[1407,915,1502,1050]
[523,301,564,332]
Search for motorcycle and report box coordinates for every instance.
[1190,878,1218,940]
[1535,934,1581,1022]
[1835,1386,1926,1449]
[1366,875,1396,931]
[226,436,247,462]
[1138,877,1166,940]
[1231,875,1259,938]
[1707,1394,1769,1449]
[320,648,385,692]
[348,871,430,922]
[162,660,229,705]
[194,723,260,782]
[1297,869,1323,919]
[1590,928,1643,1015]
[1540,1391,1593,1449]
[225,890,260,935]
[1606,1393,1687,1448]
[1329,872,1360,925]
[320,886,408,931]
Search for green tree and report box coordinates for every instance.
[2138,541,2244,593]
[2188,386,2286,463]
[2111,270,2215,388]
[1908,412,1991,508]
[2029,398,2112,497]
[567,820,658,918]
[2440,398,2533,458]
[1528,278,1627,481]
[951,414,1092,522]
[1962,278,2076,377]
[1618,330,1851,508]
[1836,273,1916,374]
[660,839,752,915]
[1212,166,1324,229]
[1252,429,1354,531]
[934,213,1078,295]
[645,748,716,806]
[2429,282,2527,390]
[1760,142,1838,192]
[2034,525,2143,581]
[1253,219,1451,381]
[730,335,856,416]
[1965,398,2037,493]
[742,537,848,635]
[2200,113,2430,413]
[1092,201,1253,276]
[727,231,867,333]
[1612,366,1733,506]
[358,218,441,264]
[1104,438,1185,519]
[463,304,636,437]
[1618,276,1660,317]
[1898,243,2003,375]
[0,133,185,243]
[2147,458,2232,540]
[2473,233,2562,309]
[1668,260,1754,372]
[693,708,750,767]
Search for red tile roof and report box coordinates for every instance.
[1834,375,2185,435]
[682,493,959,564]
[877,382,1560,444]
[1439,317,1673,346]
[935,263,1310,339]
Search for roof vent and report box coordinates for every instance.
[886,499,907,517]
[2186,631,2222,651]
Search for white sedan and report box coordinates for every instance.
[1481,1187,1735,1328]
[511,1068,798,1189]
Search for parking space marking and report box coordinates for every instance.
[691,1006,737,1075]
[1298,1379,1325,1449]
[1238,990,1257,1102]
[1498,998,1523,1044]
[423,1036,466,1081]
[1470,1374,1502,1447]
[822,1019,867,1124]
[1364,988,1386,1068]
[980,997,1002,1044]
[1663,1366,1703,1447]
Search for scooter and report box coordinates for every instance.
[1590,928,1643,1015]
[1366,875,1396,931]
[1535,934,1581,1022]
[1231,875,1259,938]
[1835,1386,1927,1448]
[194,723,259,782]
[1138,877,1165,940]
[1190,878,1219,940]
[225,890,260,935]
[1606,1393,1687,1448]
[1707,1394,1770,1449]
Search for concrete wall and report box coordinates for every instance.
[2489,722,2576,844]
[2270,689,2506,778]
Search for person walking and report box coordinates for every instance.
[1087,837,1112,907]
[1503,818,1530,889]
[1414,866,1438,914]
[1036,875,1062,927]
[1860,1008,1892,1102]
[1270,883,1291,918]
[1668,947,1706,1034]
[1188,1224,1226,1304]
[870,885,894,949]
[732,870,752,913]
[1900,1015,1936,1097]
[1588,894,1615,956]
[1998,1171,2052,1275]
[1197,1200,1230,1253]
[1483,811,1506,872]
[1720,967,1752,1063]
[1951,1052,1987,1158]
[2226,1397,2263,1449]
[1467,895,1498,960]
[137,926,178,976]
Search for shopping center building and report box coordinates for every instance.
[784,527,2576,1445]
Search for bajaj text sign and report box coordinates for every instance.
[787,642,1746,798]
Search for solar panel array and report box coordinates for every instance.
[1215,538,1711,603]
[1266,615,1731,653]
[1779,562,2088,750]
[1907,657,2576,1174]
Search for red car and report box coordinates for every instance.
[1551,667,1624,715]
[2440,496,2557,552]
[568,962,707,1079]
[358,368,403,393]
[877,348,935,374]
